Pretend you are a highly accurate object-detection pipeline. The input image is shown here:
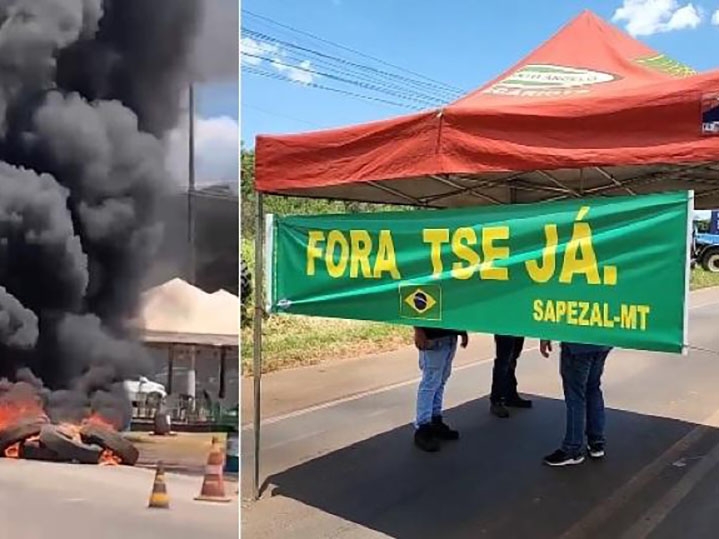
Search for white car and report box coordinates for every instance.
[123,376,167,405]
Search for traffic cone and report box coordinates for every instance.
[148,461,170,509]
[195,436,231,503]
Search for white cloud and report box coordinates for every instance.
[241,36,317,84]
[271,58,315,85]
[165,115,239,188]
[667,3,703,28]
[613,0,703,36]
[241,37,279,66]
[712,8,719,24]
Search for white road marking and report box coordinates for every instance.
[620,434,719,539]
[242,347,537,431]
[244,297,719,431]
[559,406,719,539]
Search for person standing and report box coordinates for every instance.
[540,340,612,466]
[413,326,469,452]
[490,335,532,418]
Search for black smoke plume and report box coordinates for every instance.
[0,0,202,428]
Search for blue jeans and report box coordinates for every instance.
[560,347,609,456]
[415,336,458,427]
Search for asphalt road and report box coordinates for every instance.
[242,289,719,538]
[0,459,238,539]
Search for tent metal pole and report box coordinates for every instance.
[252,192,265,500]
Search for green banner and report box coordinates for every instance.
[268,192,692,353]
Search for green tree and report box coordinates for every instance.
[240,145,404,241]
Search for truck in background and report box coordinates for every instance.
[693,210,719,273]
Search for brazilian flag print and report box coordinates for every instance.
[399,284,442,321]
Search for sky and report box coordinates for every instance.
[241,0,719,147]
[238,0,719,215]
[166,0,239,189]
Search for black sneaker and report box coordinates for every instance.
[414,424,440,452]
[431,416,459,441]
[490,402,510,418]
[587,443,605,459]
[543,449,585,467]
[506,395,533,409]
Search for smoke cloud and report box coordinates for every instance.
[191,0,238,82]
[0,0,202,428]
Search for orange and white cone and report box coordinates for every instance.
[195,436,231,503]
[148,461,170,509]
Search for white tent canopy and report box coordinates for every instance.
[131,278,239,347]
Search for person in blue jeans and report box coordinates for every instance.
[490,335,532,418]
[413,326,469,452]
[540,340,612,466]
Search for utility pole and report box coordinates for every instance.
[187,83,197,285]
[186,83,197,405]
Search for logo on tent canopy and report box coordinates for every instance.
[635,54,696,78]
[701,93,719,136]
[484,64,618,97]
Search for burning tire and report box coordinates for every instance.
[0,421,45,454]
[20,440,65,462]
[80,424,139,466]
[39,425,102,465]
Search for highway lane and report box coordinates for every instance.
[243,290,719,538]
[0,459,238,539]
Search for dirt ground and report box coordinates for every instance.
[127,431,237,481]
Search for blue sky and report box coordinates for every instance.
[166,0,239,188]
[198,82,239,120]
[241,0,719,147]
[169,81,239,188]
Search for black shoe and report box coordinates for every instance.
[587,443,605,459]
[414,424,440,452]
[431,416,459,440]
[543,449,585,467]
[506,395,533,408]
[490,402,510,418]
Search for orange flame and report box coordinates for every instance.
[57,423,82,442]
[83,413,118,432]
[98,449,122,466]
[0,398,46,431]
[4,442,20,459]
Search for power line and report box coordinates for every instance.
[242,102,321,128]
[241,9,465,93]
[242,29,457,102]
[242,38,454,106]
[242,51,442,108]
[242,27,461,101]
[242,65,423,111]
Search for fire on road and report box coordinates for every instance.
[0,382,139,466]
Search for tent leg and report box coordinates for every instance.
[252,193,265,501]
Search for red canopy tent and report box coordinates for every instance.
[256,10,719,208]
[248,10,719,499]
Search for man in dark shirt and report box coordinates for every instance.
[413,326,469,452]
[490,335,532,418]
[540,340,612,466]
